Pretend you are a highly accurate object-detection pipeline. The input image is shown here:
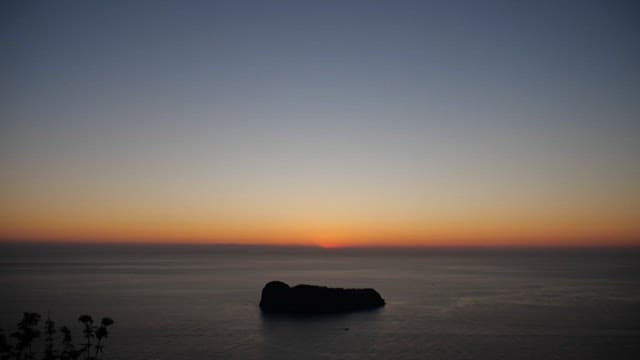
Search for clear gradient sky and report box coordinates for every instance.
[1,0,639,247]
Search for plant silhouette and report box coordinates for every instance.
[0,313,114,360]
[77,316,93,360]
[58,327,77,360]
[43,314,56,360]
[93,318,113,359]
[12,312,40,360]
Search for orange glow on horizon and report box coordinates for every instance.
[2,186,639,248]
[1,215,639,248]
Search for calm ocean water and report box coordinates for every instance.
[1,245,639,359]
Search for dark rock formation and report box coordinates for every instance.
[259,281,385,314]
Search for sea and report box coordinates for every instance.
[1,244,639,360]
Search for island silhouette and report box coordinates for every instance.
[259,281,385,314]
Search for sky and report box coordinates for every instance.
[1,0,639,247]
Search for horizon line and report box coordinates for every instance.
[1,238,639,250]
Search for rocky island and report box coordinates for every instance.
[259,281,385,314]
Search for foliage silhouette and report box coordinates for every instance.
[0,313,114,360]
[43,315,55,360]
